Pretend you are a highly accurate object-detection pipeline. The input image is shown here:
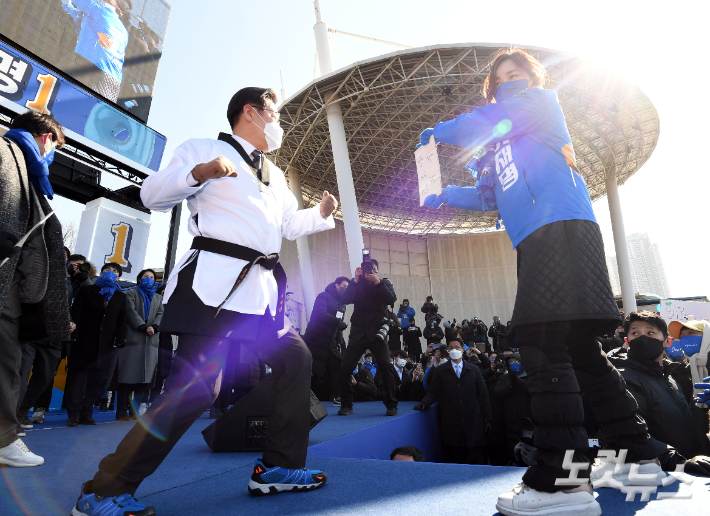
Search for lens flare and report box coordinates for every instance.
[492,119,512,138]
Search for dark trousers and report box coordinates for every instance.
[91,325,312,497]
[213,342,242,411]
[0,271,22,447]
[444,444,487,465]
[34,341,69,410]
[326,353,341,400]
[148,376,167,404]
[339,334,396,410]
[65,355,111,419]
[17,342,61,417]
[116,384,149,416]
[517,320,655,493]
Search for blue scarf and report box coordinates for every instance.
[136,281,158,320]
[4,128,55,200]
[95,273,121,301]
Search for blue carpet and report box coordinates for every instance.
[2,401,708,515]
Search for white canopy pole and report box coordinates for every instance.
[606,171,637,314]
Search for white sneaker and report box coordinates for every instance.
[590,459,664,488]
[0,439,44,467]
[138,403,148,416]
[496,482,601,516]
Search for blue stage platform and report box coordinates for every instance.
[1,401,708,515]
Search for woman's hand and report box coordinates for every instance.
[146,326,155,336]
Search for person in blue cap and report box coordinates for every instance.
[419,48,660,516]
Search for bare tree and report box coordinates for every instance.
[62,222,78,252]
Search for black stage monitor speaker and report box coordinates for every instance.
[202,375,328,452]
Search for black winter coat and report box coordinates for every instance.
[494,372,532,452]
[340,277,396,341]
[609,349,709,460]
[421,301,438,322]
[70,285,127,369]
[423,324,444,346]
[353,367,377,401]
[304,282,346,374]
[488,322,508,350]
[403,325,423,355]
[421,360,493,447]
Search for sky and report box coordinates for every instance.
[49,0,710,297]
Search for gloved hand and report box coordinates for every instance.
[416,128,436,148]
[683,455,710,477]
[485,421,492,437]
[423,187,449,209]
[0,229,20,261]
[694,376,710,406]
[413,403,429,411]
[338,321,348,331]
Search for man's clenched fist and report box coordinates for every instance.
[320,190,338,219]
[192,156,237,183]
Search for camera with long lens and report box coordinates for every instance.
[375,314,394,342]
[361,248,373,274]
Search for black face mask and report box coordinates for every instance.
[628,335,665,362]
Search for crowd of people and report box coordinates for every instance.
[304,271,710,476]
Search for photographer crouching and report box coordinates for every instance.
[338,252,398,416]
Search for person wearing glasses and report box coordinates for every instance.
[70,87,339,516]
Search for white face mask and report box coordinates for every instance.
[448,349,463,360]
[252,109,283,152]
[396,358,407,368]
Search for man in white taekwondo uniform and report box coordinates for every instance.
[70,88,338,516]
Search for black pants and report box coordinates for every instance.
[517,320,655,492]
[65,354,112,419]
[212,342,242,411]
[34,341,69,410]
[117,384,150,416]
[0,271,22,447]
[444,445,487,465]
[17,342,61,417]
[339,334,396,410]
[91,325,312,497]
[325,353,342,400]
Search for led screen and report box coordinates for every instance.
[0,0,170,123]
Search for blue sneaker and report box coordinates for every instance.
[248,459,327,495]
[71,482,156,515]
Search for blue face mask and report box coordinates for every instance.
[141,277,155,288]
[102,270,118,282]
[679,335,703,356]
[510,362,523,373]
[665,343,685,361]
[494,79,529,103]
[43,144,56,165]
[364,360,372,366]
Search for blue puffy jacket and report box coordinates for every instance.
[397,305,416,326]
[432,86,596,249]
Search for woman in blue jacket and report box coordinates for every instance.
[421,49,658,516]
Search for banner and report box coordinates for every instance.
[75,197,151,275]
[659,299,710,325]
[0,39,165,171]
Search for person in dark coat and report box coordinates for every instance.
[351,363,377,402]
[115,269,163,420]
[303,277,349,403]
[421,296,438,324]
[0,111,70,467]
[403,317,423,363]
[423,319,444,349]
[489,316,508,352]
[415,340,492,465]
[494,353,532,462]
[603,311,710,476]
[387,310,402,353]
[338,260,398,416]
[65,262,127,426]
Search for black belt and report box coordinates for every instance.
[190,236,286,330]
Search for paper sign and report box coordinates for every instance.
[415,136,443,206]
[659,299,710,325]
[0,207,59,268]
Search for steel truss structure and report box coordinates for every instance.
[273,43,659,234]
